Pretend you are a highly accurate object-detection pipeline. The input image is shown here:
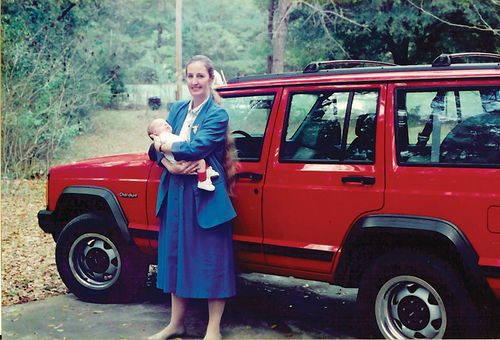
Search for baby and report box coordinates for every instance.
[148,118,219,191]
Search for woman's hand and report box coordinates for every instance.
[150,134,174,153]
[150,134,162,152]
[162,158,198,175]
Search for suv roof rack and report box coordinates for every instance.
[226,55,500,85]
[432,52,500,67]
[303,60,397,73]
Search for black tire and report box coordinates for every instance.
[357,251,479,339]
[52,232,60,243]
[55,212,149,302]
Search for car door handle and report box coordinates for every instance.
[236,172,263,182]
[342,176,375,185]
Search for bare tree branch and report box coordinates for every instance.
[293,0,368,58]
[407,0,500,36]
[57,3,77,21]
[296,0,369,30]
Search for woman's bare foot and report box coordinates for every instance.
[147,324,186,340]
[203,330,222,340]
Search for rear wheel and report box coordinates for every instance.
[357,251,478,339]
[55,212,149,302]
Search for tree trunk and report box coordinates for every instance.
[385,33,410,65]
[270,0,292,74]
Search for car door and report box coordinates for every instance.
[262,84,386,275]
[220,88,282,265]
[389,80,500,268]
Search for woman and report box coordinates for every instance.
[148,55,237,340]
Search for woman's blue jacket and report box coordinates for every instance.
[155,96,236,228]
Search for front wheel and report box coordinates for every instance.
[357,251,478,339]
[55,212,149,302]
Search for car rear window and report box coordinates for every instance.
[396,86,500,167]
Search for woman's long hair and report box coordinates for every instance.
[186,55,238,195]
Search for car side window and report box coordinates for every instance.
[224,94,275,161]
[280,90,378,163]
[396,87,500,166]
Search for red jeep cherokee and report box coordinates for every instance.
[39,53,500,338]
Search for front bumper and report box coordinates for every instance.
[38,210,57,234]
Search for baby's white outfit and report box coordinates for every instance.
[159,131,219,191]
[159,131,182,164]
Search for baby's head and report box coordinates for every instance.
[148,118,172,138]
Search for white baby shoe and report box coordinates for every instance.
[206,166,219,179]
[198,178,215,191]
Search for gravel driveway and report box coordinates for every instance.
[2,273,359,339]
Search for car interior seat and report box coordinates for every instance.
[346,113,376,161]
[293,109,341,160]
[440,111,500,164]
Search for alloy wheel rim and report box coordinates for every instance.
[68,233,121,290]
[375,275,447,339]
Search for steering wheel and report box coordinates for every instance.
[231,130,252,158]
[231,130,252,139]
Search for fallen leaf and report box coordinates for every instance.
[1,179,67,307]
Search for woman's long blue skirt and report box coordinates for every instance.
[156,174,236,299]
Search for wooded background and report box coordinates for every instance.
[2,0,499,178]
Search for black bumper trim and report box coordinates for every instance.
[38,210,56,234]
[129,228,158,240]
